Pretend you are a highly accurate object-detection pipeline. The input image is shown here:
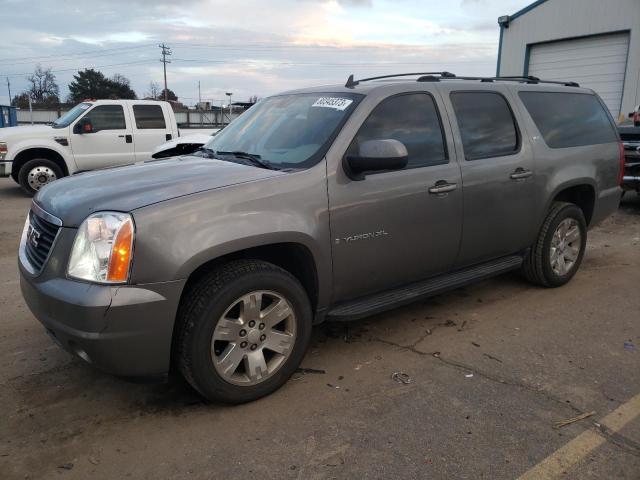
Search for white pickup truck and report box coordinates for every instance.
[0,99,215,194]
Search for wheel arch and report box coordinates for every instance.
[12,147,70,181]
[180,241,321,314]
[544,180,596,227]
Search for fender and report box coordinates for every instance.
[10,139,78,174]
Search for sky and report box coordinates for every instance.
[0,0,532,107]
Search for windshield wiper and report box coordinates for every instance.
[215,150,275,170]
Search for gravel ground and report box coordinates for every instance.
[0,178,638,479]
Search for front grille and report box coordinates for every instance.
[24,210,60,272]
[620,132,640,142]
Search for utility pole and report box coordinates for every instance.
[6,77,11,105]
[159,43,172,102]
[198,81,201,106]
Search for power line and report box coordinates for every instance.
[0,43,156,65]
[171,58,494,67]
[2,59,158,77]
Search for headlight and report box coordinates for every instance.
[67,212,134,283]
[0,142,7,160]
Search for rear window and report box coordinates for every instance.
[133,104,166,129]
[518,92,617,148]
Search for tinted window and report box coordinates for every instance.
[450,92,519,160]
[519,92,617,148]
[133,105,167,129]
[350,93,447,169]
[84,105,126,131]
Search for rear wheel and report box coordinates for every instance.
[522,202,587,287]
[18,158,63,196]
[176,260,312,404]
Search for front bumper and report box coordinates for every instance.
[19,224,185,378]
[0,160,12,177]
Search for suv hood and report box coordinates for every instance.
[34,156,285,227]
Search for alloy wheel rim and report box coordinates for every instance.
[27,166,57,191]
[550,218,581,276]
[211,290,297,386]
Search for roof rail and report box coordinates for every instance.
[345,72,456,88]
[344,72,580,88]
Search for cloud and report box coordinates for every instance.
[0,0,514,104]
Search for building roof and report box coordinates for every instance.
[510,0,549,22]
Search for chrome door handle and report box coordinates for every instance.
[428,182,457,194]
[510,168,533,180]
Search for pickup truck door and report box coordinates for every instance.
[129,103,175,161]
[328,90,463,302]
[440,85,536,268]
[69,104,135,171]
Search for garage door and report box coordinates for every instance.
[528,32,630,117]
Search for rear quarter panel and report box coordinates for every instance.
[510,86,621,230]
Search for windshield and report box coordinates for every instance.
[52,103,91,128]
[203,93,362,169]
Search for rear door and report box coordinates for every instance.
[69,104,135,171]
[130,103,174,161]
[328,90,463,301]
[440,85,536,268]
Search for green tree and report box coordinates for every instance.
[68,69,136,102]
[10,92,31,109]
[159,88,177,101]
[109,73,137,100]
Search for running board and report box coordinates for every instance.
[326,255,523,321]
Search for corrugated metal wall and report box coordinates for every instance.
[498,0,639,119]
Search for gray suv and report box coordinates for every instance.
[19,73,622,403]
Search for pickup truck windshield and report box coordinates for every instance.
[52,103,91,128]
[204,93,362,169]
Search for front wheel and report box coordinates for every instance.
[18,158,63,196]
[522,202,587,287]
[175,260,313,404]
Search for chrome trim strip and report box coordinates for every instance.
[31,201,63,226]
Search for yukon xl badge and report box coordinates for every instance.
[27,224,41,248]
[335,229,388,245]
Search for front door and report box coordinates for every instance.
[70,104,134,171]
[328,91,463,302]
[443,87,536,267]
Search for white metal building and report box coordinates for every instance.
[496,0,639,120]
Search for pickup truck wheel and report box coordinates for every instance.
[18,158,63,195]
[176,260,312,404]
[522,202,587,287]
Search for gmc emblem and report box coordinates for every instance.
[27,224,41,248]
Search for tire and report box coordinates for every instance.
[175,260,313,404]
[522,201,587,287]
[18,158,63,196]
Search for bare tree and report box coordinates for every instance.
[146,81,161,99]
[27,64,59,105]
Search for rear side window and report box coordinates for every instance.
[518,92,617,148]
[450,92,519,160]
[84,105,126,131]
[351,93,447,169]
[133,105,166,129]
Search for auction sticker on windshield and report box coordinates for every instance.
[312,97,353,111]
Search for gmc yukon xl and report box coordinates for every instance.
[18,73,623,403]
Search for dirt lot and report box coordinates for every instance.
[0,178,638,480]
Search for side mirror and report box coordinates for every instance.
[344,139,408,180]
[75,118,93,134]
